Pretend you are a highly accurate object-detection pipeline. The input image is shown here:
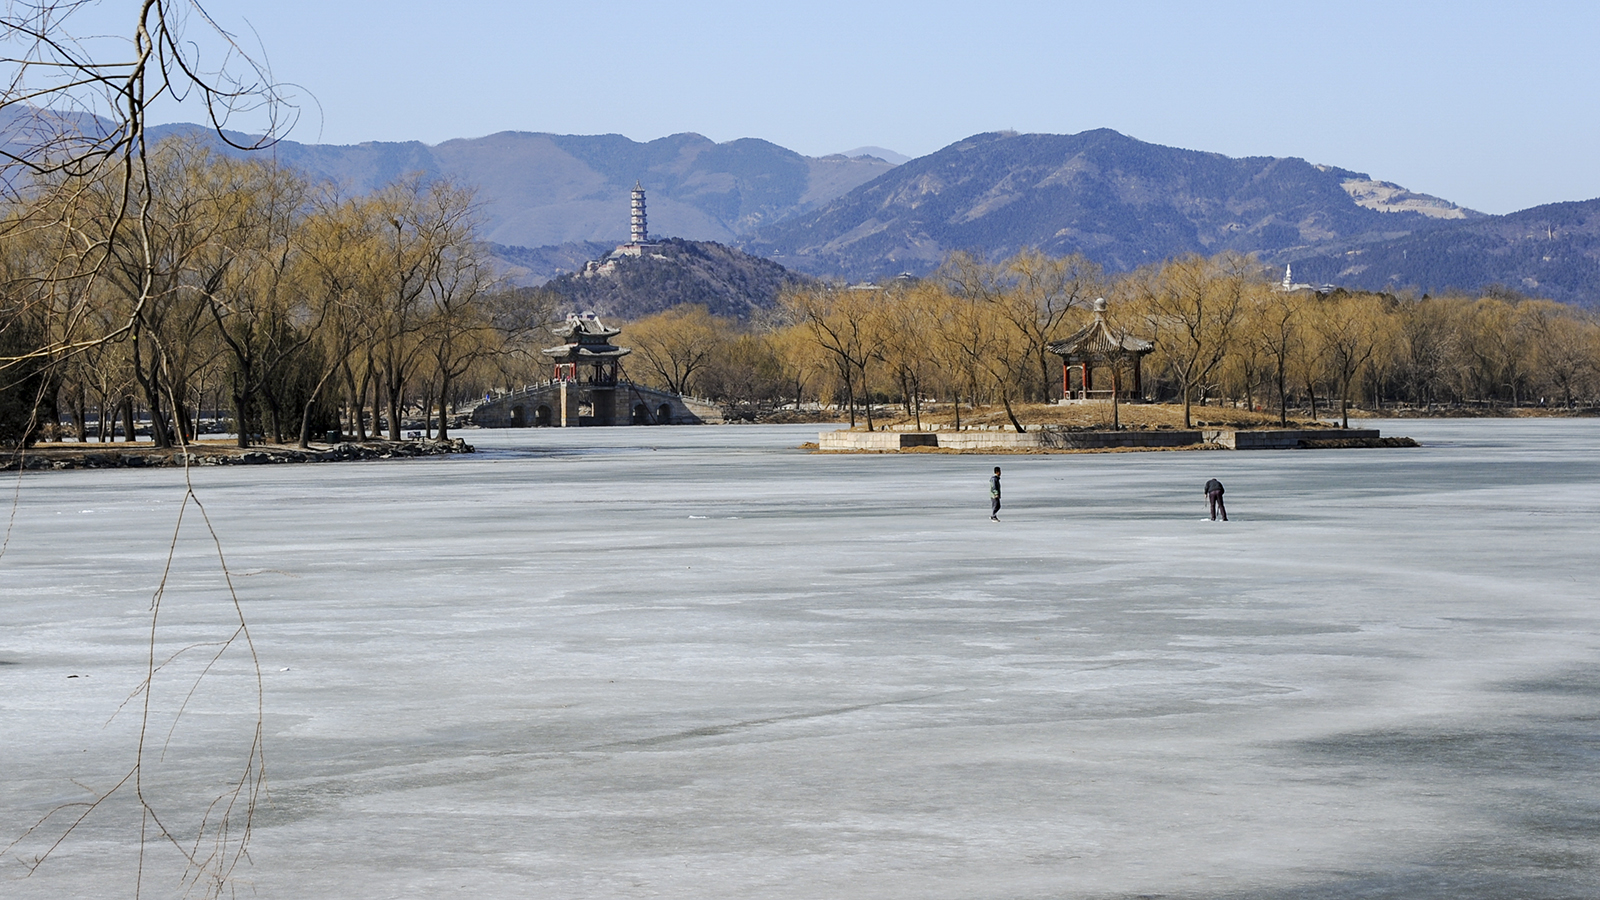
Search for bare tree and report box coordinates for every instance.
[783,284,882,429]
[1,5,295,895]
[626,304,722,396]
[1130,253,1252,428]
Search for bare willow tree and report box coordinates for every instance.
[2,4,297,897]
[782,283,883,428]
[625,303,721,396]
[940,252,1077,432]
[2,1,297,433]
[1130,252,1252,428]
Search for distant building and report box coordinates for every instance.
[607,182,661,259]
[469,311,723,427]
[1276,264,1315,293]
[582,184,665,274]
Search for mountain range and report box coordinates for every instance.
[4,106,1597,305]
[739,130,1599,304]
[741,129,1477,277]
[149,125,897,249]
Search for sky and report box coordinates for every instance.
[51,0,1600,215]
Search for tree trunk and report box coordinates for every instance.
[1002,391,1024,433]
[436,373,452,441]
[386,379,403,441]
[862,363,874,432]
[71,382,87,442]
[1277,360,1288,426]
[298,363,342,449]
[133,378,171,448]
[369,362,383,441]
[355,362,371,440]
[233,379,251,448]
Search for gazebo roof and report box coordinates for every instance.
[1047,299,1152,360]
[542,312,631,361]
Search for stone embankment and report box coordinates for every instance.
[818,427,1415,452]
[3,438,474,472]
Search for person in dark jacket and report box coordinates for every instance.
[1204,478,1227,521]
[990,467,1002,521]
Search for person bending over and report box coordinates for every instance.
[1204,478,1227,521]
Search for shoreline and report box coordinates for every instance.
[3,438,474,472]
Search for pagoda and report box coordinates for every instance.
[610,182,657,258]
[1047,298,1154,402]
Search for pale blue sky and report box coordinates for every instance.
[62,0,1600,214]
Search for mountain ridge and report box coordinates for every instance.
[138,123,898,249]
[738,129,1480,280]
[8,107,1597,303]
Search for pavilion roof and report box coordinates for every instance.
[543,311,630,361]
[1047,308,1153,360]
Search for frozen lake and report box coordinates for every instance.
[3,420,1599,899]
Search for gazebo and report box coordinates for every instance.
[539,312,632,426]
[543,312,630,386]
[1047,298,1154,402]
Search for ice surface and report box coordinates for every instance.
[3,420,1599,899]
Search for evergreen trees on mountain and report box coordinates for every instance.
[534,238,814,321]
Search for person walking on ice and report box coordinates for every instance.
[990,467,1002,521]
[1205,477,1228,521]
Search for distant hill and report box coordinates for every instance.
[486,241,616,286]
[1274,198,1600,303]
[837,146,912,165]
[534,238,814,321]
[143,125,896,249]
[739,129,1479,280]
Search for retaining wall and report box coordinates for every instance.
[820,429,1205,451]
[1207,428,1378,449]
[818,427,1384,452]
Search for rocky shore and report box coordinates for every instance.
[3,438,474,472]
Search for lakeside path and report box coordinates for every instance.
[3,420,1599,899]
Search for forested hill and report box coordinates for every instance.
[739,129,1479,281]
[1278,198,1600,303]
[534,238,813,321]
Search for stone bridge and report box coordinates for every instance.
[468,380,724,427]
